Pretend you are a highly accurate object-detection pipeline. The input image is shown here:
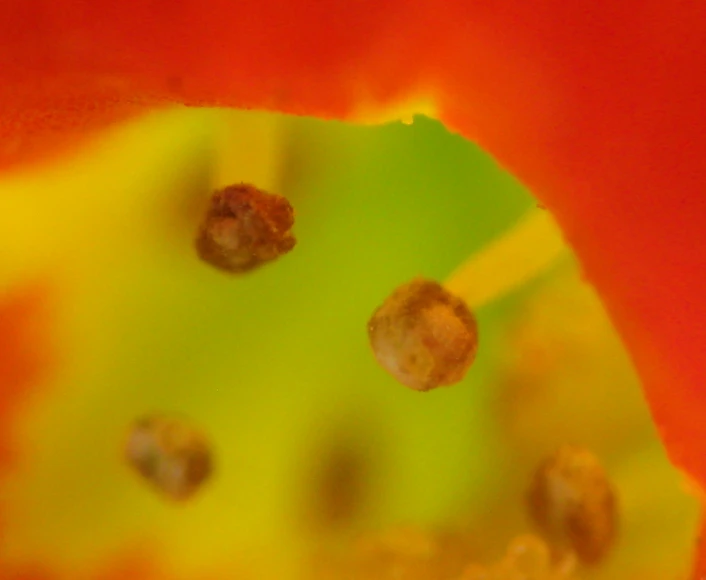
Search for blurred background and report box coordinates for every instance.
[0,109,698,579]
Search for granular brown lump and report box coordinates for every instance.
[368,278,478,391]
[195,183,296,274]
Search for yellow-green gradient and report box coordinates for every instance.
[0,109,697,579]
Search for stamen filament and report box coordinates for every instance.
[444,209,567,309]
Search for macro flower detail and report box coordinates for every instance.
[527,446,617,566]
[124,413,213,502]
[368,278,478,391]
[195,183,296,274]
[460,535,577,580]
[0,114,697,579]
[1,0,706,578]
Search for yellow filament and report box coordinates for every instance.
[444,209,568,309]
[213,110,285,191]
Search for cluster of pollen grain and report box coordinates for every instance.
[367,278,478,391]
[319,526,478,580]
[353,527,440,580]
[526,445,617,565]
[124,413,213,501]
[313,527,578,580]
[195,183,296,274]
[460,534,578,580]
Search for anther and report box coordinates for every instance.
[368,278,478,391]
[124,413,213,501]
[195,183,296,274]
[527,445,618,565]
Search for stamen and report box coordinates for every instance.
[368,278,478,391]
[444,209,567,309]
[124,413,214,501]
[195,183,296,274]
[526,445,618,565]
[367,210,566,391]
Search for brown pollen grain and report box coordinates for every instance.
[368,278,478,391]
[195,183,296,274]
[527,445,618,565]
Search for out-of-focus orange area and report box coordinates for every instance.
[1,549,173,580]
[0,282,54,580]
[0,283,53,469]
[0,0,433,170]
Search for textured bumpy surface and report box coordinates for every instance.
[125,414,213,501]
[368,278,478,391]
[195,183,296,274]
[527,446,617,565]
[315,528,579,580]
[460,535,578,580]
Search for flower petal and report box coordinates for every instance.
[3,0,706,570]
[0,282,55,578]
[0,282,54,469]
[439,2,706,491]
[0,0,435,168]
